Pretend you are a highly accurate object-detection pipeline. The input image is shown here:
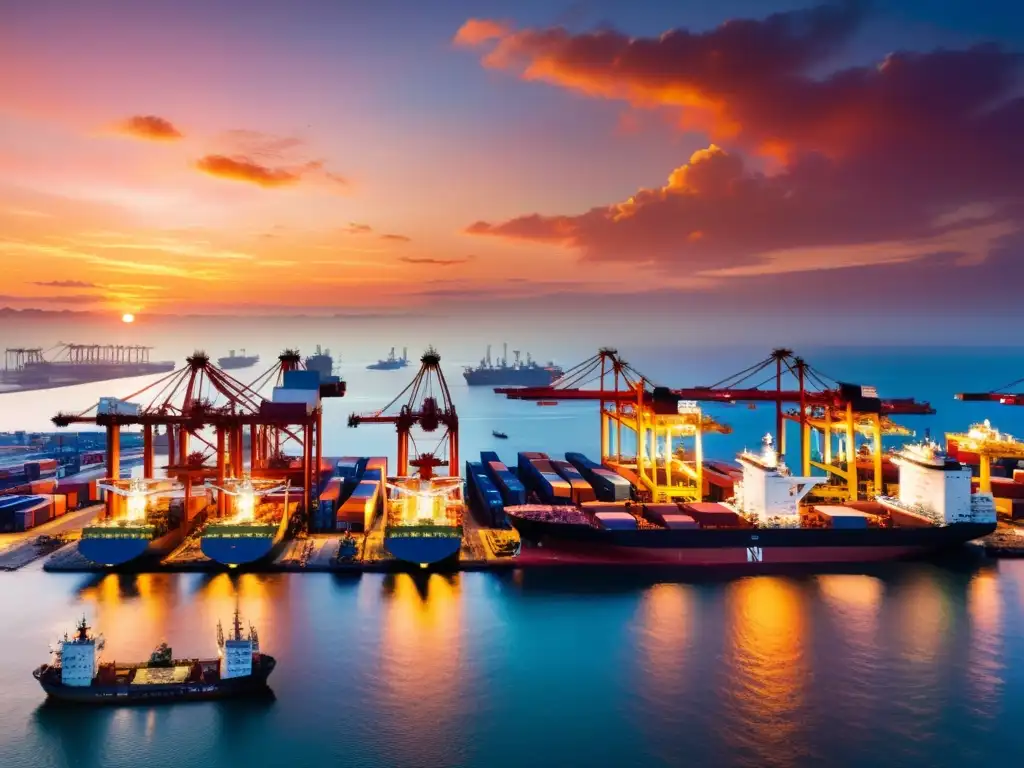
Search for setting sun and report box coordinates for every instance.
[121,313,135,324]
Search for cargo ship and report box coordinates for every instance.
[33,611,274,704]
[1,344,174,394]
[200,477,293,567]
[367,347,409,370]
[383,476,464,566]
[77,480,206,567]
[463,344,562,387]
[216,349,259,370]
[506,436,996,567]
[303,345,335,380]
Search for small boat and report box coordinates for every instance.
[492,431,508,439]
[537,401,559,407]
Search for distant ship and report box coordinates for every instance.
[217,349,259,370]
[303,345,335,380]
[367,347,409,371]
[33,611,274,704]
[77,480,205,567]
[1,344,175,394]
[463,344,563,387]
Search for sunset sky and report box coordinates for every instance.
[1,0,1022,331]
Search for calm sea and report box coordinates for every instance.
[2,346,1024,767]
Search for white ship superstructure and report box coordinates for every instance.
[729,434,822,526]
[879,440,996,525]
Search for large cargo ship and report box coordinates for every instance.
[367,347,409,370]
[216,349,259,370]
[1,344,174,394]
[463,344,562,387]
[77,480,206,567]
[200,478,293,567]
[507,437,996,567]
[383,476,464,566]
[33,611,274,704]
[303,345,335,380]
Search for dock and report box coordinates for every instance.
[974,521,1024,558]
[0,504,101,571]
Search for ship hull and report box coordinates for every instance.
[384,531,462,565]
[217,358,259,370]
[509,515,995,567]
[78,520,196,567]
[200,508,289,566]
[463,369,561,387]
[34,657,275,705]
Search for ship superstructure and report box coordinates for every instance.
[367,348,409,370]
[303,345,335,379]
[463,344,562,387]
[33,611,275,703]
[728,435,823,526]
[878,440,996,525]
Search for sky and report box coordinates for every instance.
[1,0,1022,341]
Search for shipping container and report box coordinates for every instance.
[521,459,572,503]
[366,457,388,476]
[466,462,505,526]
[480,451,501,465]
[886,507,935,528]
[270,387,319,412]
[486,462,527,506]
[990,477,1024,499]
[660,513,699,530]
[550,460,598,504]
[594,511,637,530]
[679,502,743,528]
[336,457,361,478]
[813,505,870,529]
[337,480,379,532]
[283,369,322,390]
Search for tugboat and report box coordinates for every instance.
[33,611,275,704]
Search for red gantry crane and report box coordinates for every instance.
[347,347,458,479]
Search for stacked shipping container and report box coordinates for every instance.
[465,461,505,526]
[565,453,632,502]
[517,453,572,504]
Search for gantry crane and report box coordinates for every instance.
[52,350,331,522]
[348,347,458,479]
[499,348,933,502]
[498,348,731,503]
[945,420,1024,493]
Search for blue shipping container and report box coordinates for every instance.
[283,369,322,389]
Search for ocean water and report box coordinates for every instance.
[2,345,1024,767]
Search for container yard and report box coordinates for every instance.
[5,343,1024,573]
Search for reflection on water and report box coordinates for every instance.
[724,577,809,768]
[3,562,1024,768]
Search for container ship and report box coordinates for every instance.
[463,344,562,387]
[33,611,274,704]
[503,436,996,567]
[367,347,409,370]
[1,344,174,394]
[77,480,207,567]
[216,349,259,370]
[200,478,295,567]
[303,345,335,380]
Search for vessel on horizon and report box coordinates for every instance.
[463,344,562,387]
[33,610,274,704]
[367,347,409,370]
[303,345,335,380]
[217,349,260,370]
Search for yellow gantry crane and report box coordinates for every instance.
[945,420,1024,492]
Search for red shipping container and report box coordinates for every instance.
[990,477,1024,500]
[679,502,742,527]
[1013,470,1024,484]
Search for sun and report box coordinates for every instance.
[121,313,135,324]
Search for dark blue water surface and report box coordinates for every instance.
[1,564,1023,768]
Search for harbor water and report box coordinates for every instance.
[2,345,1024,766]
[1,564,1023,768]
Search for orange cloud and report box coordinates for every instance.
[118,115,183,141]
[399,256,474,266]
[380,233,411,242]
[343,223,373,234]
[453,19,511,47]
[194,155,349,189]
[29,279,100,288]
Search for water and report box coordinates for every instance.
[1,563,1023,768]
[3,345,1024,766]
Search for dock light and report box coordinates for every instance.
[205,474,289,525]
[234,484,256,523]
[125,487,148,522]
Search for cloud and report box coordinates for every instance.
[195,155,348,190]
[221,130,305,159]
[117,115,183,141]
[453,18,512,47]
[29,279,100,289]
[399,256,475,266]
[342,223,373,235]
[0,293,107,305]
[460,5,1024,280]
[0,239,221,280]
[380,233,411,242]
